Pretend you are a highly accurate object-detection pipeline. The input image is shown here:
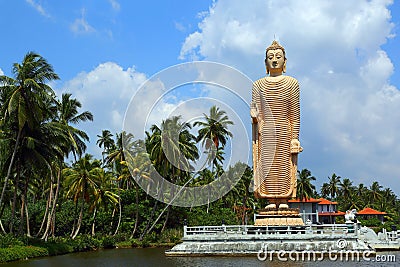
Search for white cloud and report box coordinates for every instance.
[108,0,120,11]
[180,0,400,193]
[0,68,4,76]
[26,0,50,18]
[70,8,95,34]
[60,62,147,155]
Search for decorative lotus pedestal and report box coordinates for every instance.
[254,207,304,226]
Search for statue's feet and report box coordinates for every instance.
[279,203,289,209]
[265,203,276,209]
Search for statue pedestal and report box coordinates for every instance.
[254,207,304,226]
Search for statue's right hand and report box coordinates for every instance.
[250,107,259,119]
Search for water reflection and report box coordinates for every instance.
[1,248,398,267]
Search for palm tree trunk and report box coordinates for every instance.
[10,167,20,234]
[25,202,31,237]
[145,175,193,236]
[108,207,116,235]
[36,188,51,237]
[0,219,6,234]
[19,176,29,236]
[91,207,97,236]
[72,199,84,239]
[113,199,122,236]
[41,170,55,240]
[161,205,170,233]
[18,192,25,235]
[50,166,62,237]
[0,128,22,218]
[70,203,78,238]
[140,180,163,240]
[130,183,140,238]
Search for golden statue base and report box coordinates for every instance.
[254,207,304,226]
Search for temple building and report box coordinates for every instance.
[288,197,345,224]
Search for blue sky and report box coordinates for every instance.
[1,0,400,196]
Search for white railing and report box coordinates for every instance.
[183,223,357,237]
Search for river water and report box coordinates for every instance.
[1,248,399,267]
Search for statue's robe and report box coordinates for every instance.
[252,76,300,200]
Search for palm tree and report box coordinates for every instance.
[90,169,119,236]
[142,116,199,237]
[96,130,114,164]
[106,131,135,172]
[0,52,59,215]
[326,173,341,200]
[63,154,102,239]
[121,142,152,238]
[369,181,382,207]
[296,169,316,201]
[39,93,93,239]
[339,178,353,201]
[320,182,330,199]
[194,105,233,171]
[356,183,368,198]
[56,93,93,159]
[105,131,136,235]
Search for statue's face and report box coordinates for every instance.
[266,49,285,72]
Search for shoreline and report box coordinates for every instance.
[0,237,176,264]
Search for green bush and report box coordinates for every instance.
[158,228,183,244]
[0,234,24,248]
[71,235,101,252]
[0,245,48,263]
[359,217,382,227]
[101,236,116,248]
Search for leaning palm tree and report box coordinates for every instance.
[0,52,60,218]
[296,169,316,201]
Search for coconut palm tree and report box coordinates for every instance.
[63,154,102,239]
[296,169,316,201]
[0,52,59,216]
[369,181,382,208]
[326,173,341,200]
[90,169,119,236]
[142,116,198,237]
[55,93,93,159]
[194,105,233,171]
[96,130,114,164]
[339,178,353,202]
[105,131,136,235]
[194,105,233,149]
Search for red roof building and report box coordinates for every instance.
[317,198,345,224]
[288,198,321,223]
[287,197,346,224]
[357,207,387,223]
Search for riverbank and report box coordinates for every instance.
[0,233,178,263]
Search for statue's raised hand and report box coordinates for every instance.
[290,139,303,154]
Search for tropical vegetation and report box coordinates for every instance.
[0,53,399,262]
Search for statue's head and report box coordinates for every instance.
[265,40,287,75]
